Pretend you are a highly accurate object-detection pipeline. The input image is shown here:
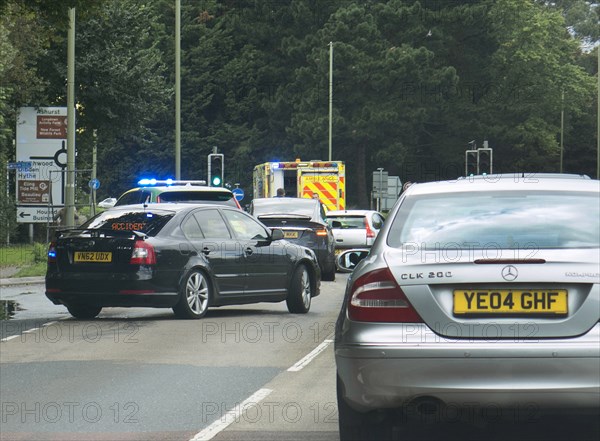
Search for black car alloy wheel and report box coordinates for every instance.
[286,264,312,313]
[173,268,210,319]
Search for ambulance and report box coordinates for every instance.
[253,160,346,211]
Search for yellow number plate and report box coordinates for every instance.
[283,231,299,239]
[453,289,568,315]
[74,251,112,263]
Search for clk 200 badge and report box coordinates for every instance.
[400,271,452,280]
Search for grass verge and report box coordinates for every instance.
[1,243,48,278]
[12,262,47,278]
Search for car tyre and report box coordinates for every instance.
[173,268,210,319]
[286,264,312,313]
[337,376,393,441]
[66,304,102,319]
[321,263,336,281]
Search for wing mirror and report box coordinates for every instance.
[98,197,117,208]
[336,249,370,273]
[331,220,342,228]
[270,228,284,241]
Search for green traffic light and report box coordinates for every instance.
[212,176,222,186]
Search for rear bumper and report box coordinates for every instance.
[45,272,179,308]
[335,323,600,415]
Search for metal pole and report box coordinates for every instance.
[65,7,76,227]
[597,47,599,179]
[5,164,9,245]
[328,42,333,162]
[92,129,97,216]
[377,168,383,212]
[560,90,564,173]
[175,0,181,180]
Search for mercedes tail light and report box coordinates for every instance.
[348,267,422,323]
[130,241,156,265]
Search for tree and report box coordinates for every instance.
[286,2,458,206]
[33,0,173,196]
[479,0,595,172]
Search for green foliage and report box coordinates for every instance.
[0,244,35,266]
[12,262,47,278]
[0,0,597,215]
[32,242,48,263]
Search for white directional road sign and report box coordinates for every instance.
[17,206,60,223]
[16,107,67,223]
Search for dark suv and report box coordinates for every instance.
[248,197,336,281]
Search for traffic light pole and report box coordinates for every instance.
[465,141,493,176]
[207,152,224,187]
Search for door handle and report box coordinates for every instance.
[245,247,253,256]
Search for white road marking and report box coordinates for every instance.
[22,327,39,333]
[190,388,273,441]
[1,320,62,342]
[287,338,333,372]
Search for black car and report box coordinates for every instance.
[248,197,336,281]
[46,204,321,319]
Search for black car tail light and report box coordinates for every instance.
[47,242,57,263]
[348,267,423,323]
[364,218,376,238]
[130,240,156,265]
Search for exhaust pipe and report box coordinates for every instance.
[405,397,446,421]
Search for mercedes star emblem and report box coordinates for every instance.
[501,265,518,281]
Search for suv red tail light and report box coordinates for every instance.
[348,267,422,323]
[130,240,156,265]
[364,218,376,238]
[47,242,57,263]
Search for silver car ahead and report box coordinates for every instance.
[326,209,385,251]
[335,174,600,440]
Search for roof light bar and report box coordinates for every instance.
[137,179,207,186]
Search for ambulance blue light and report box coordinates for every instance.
[138,178,157,186]
[166,178,174,185]
[271,163,280,169]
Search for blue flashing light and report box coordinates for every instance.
[331,162,338,167]
[138,178,157,186]
[166,178,174,185]
[271,162,280,169]
[146,213,154,218]
[48,250,56,258]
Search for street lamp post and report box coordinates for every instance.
[175,0,181,180]
[328,41,333,162]
[66,7,76,227]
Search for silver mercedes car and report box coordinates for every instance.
[335,174,600,440]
